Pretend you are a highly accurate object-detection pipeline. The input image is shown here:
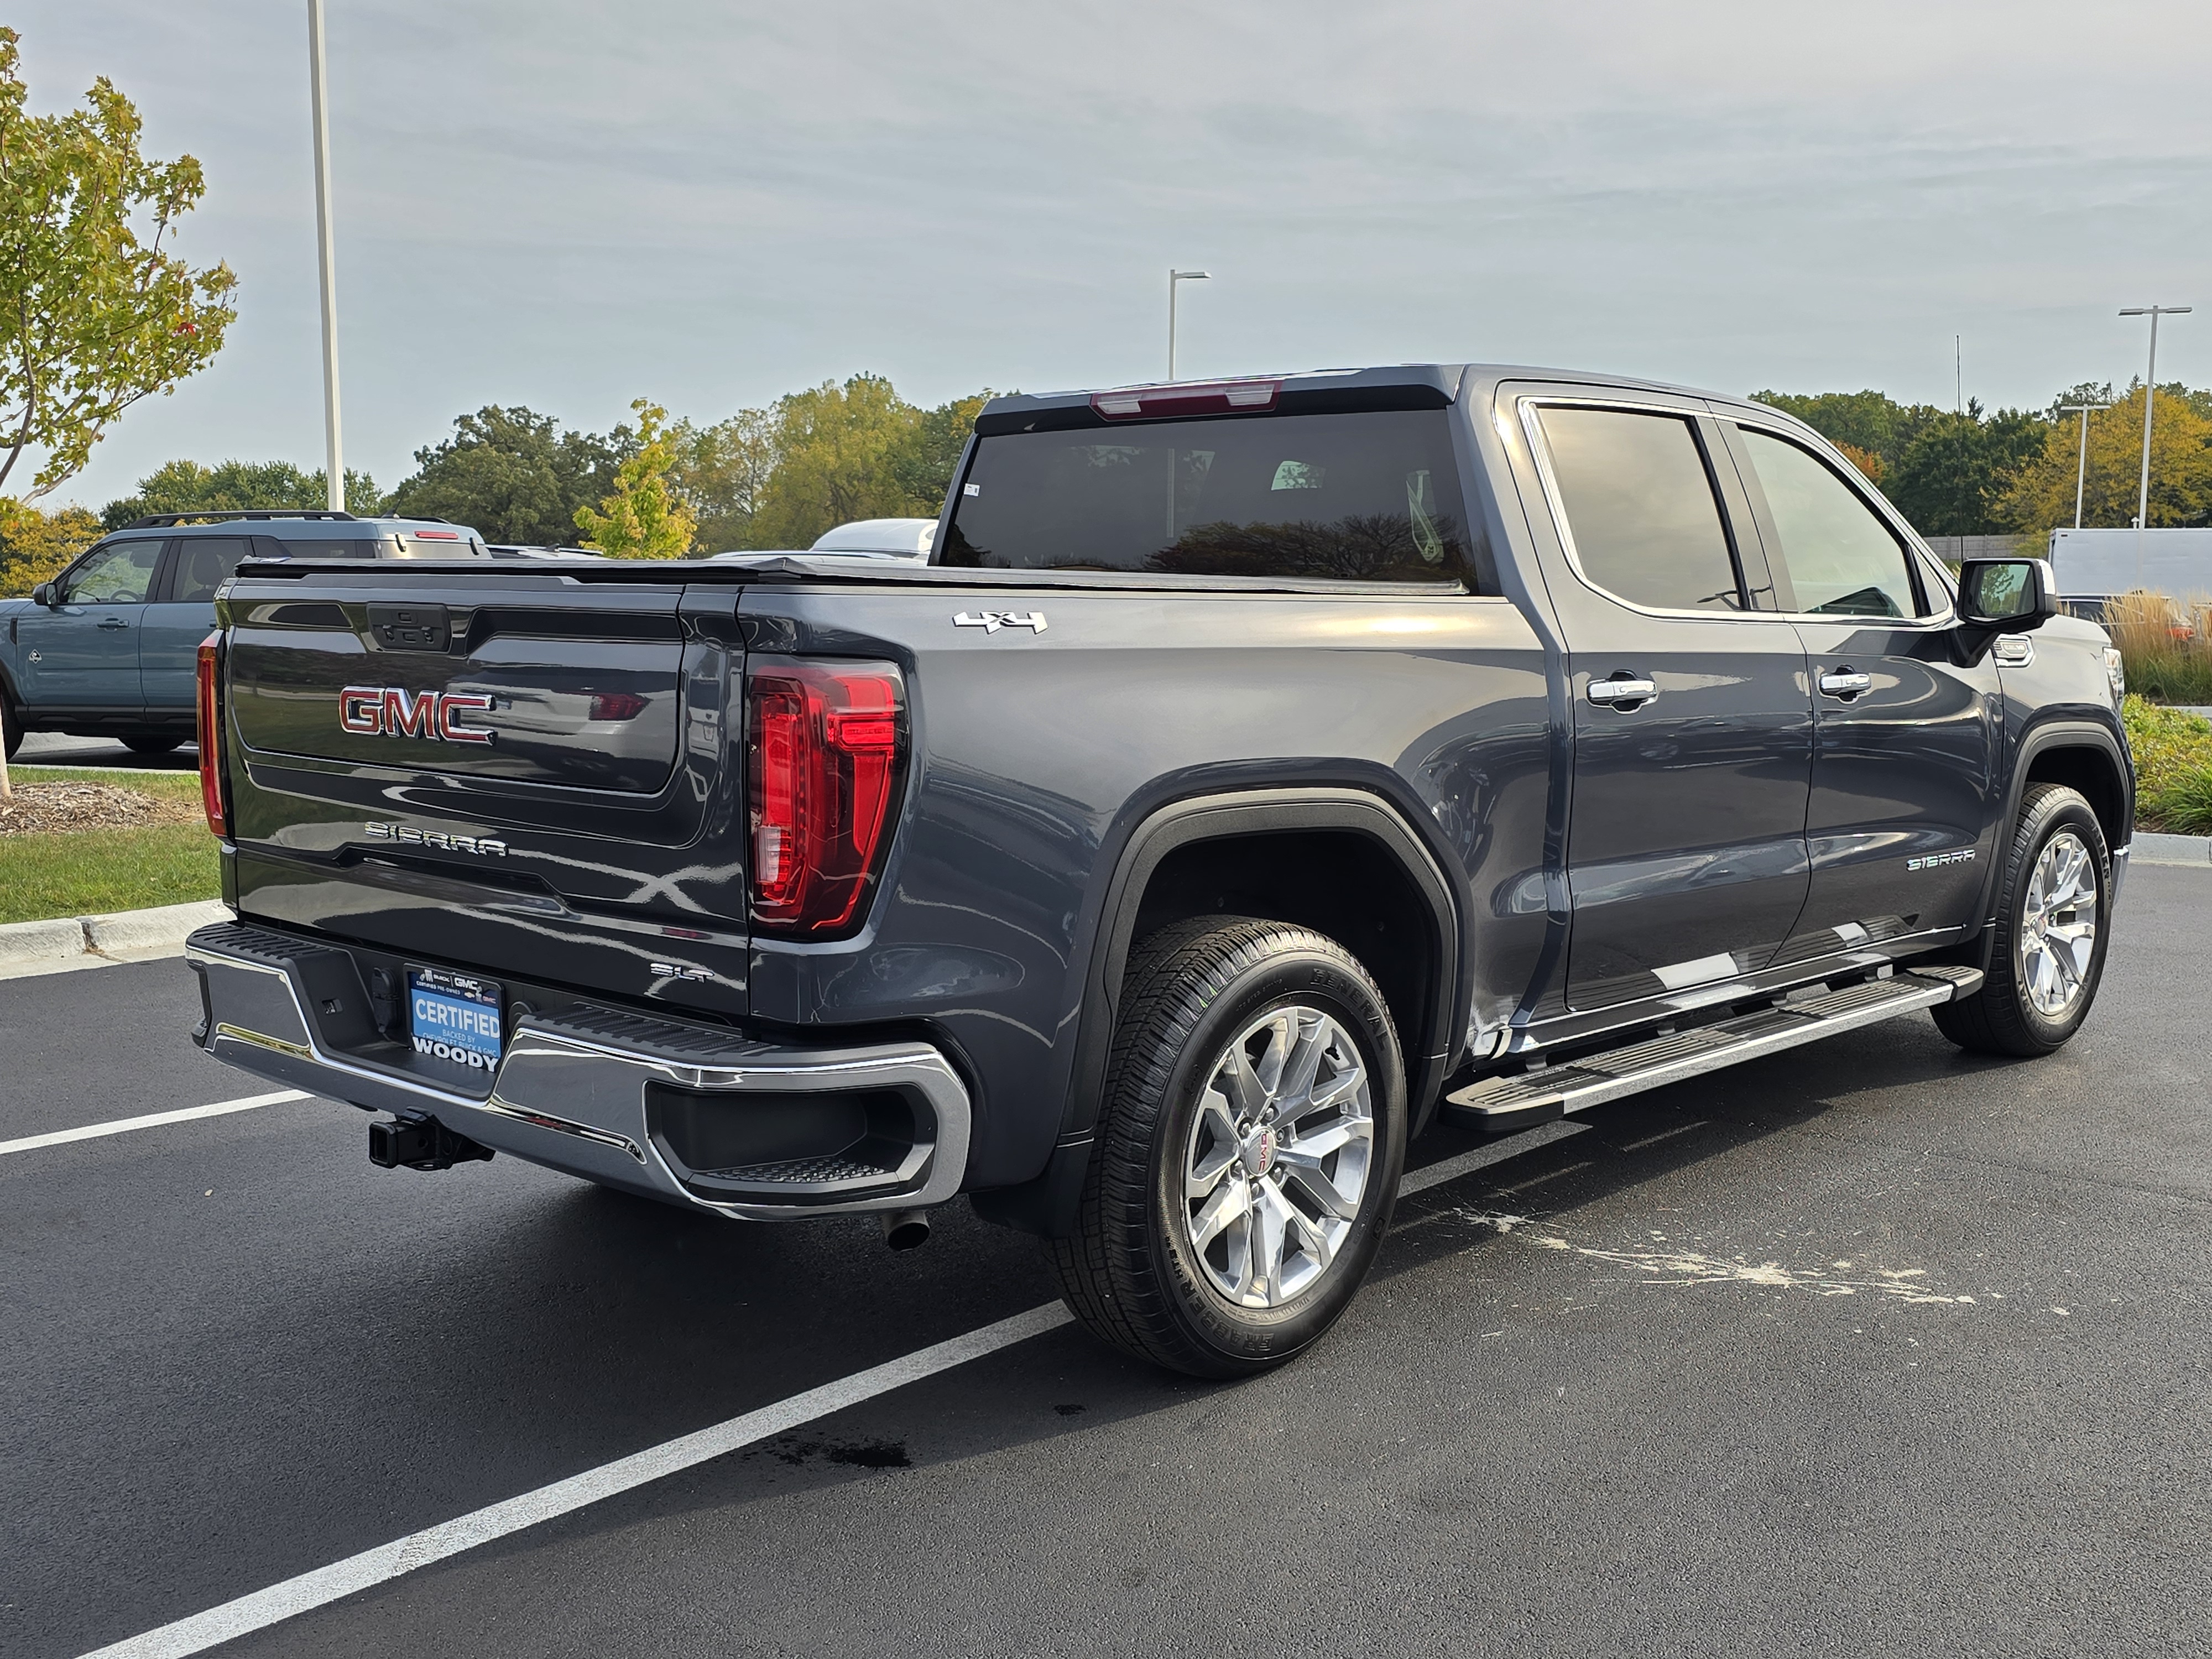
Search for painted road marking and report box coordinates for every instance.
[74,1118,1585,1656]
[0,1091,310,1158]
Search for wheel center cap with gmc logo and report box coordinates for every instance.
[1240,1126,1277,1180]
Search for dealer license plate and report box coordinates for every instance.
[408,967,503,1075]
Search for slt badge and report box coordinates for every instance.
[953,611,1047,635]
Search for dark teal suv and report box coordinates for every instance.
[0,510,487,758]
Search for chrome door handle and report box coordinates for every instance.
[1818,669,1872,698]
[1585,676,1657,705]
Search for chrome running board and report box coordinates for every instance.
[1442,966,1984,1133]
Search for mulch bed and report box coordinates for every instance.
[0,782,202,836]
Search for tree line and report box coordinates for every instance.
[1751,381,2212,540]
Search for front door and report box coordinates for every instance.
[1719,421,2001,956]
[15,537,165,710]
[1513,395,1815,1011]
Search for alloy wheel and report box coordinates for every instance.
[1180,1003,1375,1309]
[2018,828,2099,1018]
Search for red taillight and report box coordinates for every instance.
[195,632,227,837]
[1090,379,1281,420]
[587,691,648,722]
[747,661,904,933]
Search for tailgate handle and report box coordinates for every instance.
[368,603,453,653]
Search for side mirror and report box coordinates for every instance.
[1957,557,2057,632]
[30,581,56,607]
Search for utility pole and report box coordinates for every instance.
[2119,305,2190,589]
[309,0,345,512]
[1955,335,1961,413]
[2057,401,2108,529]
[1167,270,1209,381]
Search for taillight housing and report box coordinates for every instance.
[747,660,905,934]
[195,632,228,837]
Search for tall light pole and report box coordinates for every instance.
[309,0,345,512]
[1167,270,1209,381]
[2057,401,2108,529]
[2118,304,2190,588]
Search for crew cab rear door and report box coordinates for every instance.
[1499,384,1814,1011]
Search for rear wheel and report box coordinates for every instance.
[1048,916,1407,1378]
[1933,784,2111,1056]
[1,698,19,761]
[122,735,182,756]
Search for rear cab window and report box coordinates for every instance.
[940,409,1474,585]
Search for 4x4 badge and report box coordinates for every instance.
[953,611,1047,634]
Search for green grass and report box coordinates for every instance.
[2122,695,2212,836]
[1,766,220,924]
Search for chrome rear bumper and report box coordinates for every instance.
[186,921,971,1220]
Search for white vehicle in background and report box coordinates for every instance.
[709,517,937,565]
[2048,526,2212,607]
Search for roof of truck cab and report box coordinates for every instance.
[975,363,1774,434]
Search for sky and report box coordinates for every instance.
[17,0,2212,511]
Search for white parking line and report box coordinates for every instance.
[78,1301,1076,1659]
[75,1117,1585,1657]
[0,1091,309,1158]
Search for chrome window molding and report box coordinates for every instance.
[1512,391,1960,632]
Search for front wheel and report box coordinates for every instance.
[1049,916,1407,1378]
[0,699,19,761]
[1933,783,2112,1056]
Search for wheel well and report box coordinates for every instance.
[1127,829,1443,1078]
[2024,744,2128,852]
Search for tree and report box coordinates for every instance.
[747,374,926,549]
[385,406,620,545]
[0,494,95,595]
[1831,441,1884,486]
[1885,401,2047,536]
[1749,389,1941,476]
[0,28,234,500]
[573,399,695,558]
[1997,382,2212,536]
[100,457,382,529]
[671,408,778,554]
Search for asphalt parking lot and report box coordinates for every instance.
[5,864,2209,1658]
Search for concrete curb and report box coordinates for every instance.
[2134,831,2212,868]
[0,899,230,980]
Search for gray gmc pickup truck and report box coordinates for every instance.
[184,364,2133,1377]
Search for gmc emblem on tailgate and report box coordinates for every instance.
[339,686,496,744]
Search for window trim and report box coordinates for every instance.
[1516,394,1760,621]
[1717,414,1956,629]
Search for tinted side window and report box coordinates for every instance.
[170,537,252,603]
[60,539,163,604]
[1535,407,1744,613]
[1738,430,1922,618]
[941,410,1473,585]
[289,538,375,560]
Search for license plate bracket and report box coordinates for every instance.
[407,966,503,1077]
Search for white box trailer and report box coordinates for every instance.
[2047,526,2212,599]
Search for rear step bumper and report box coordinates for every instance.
[185,921,971,1220]
[1443,966,1984,1133]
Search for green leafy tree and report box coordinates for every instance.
[890,390,991,515]
[671,408,778,554]
[574,399,695,558]
[1749,389,1942,475]
[1998,382,2212,536]
[0,27,234,499]
[1885,401,2047,536]
[100,457,381,529]
[0,494,96,594]
[743,377,988,550]
[387,406,619,545]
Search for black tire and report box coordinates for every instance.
[122,735,182,756]
[1933,783,2112,1057]
[0,698,19,761]
[1048,915,1407,1378]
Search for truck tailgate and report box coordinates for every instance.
[217,568,749,1015]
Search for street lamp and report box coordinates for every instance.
[309,0,344,512]
[2118,304,2191,587]
[1167,270,1209,381]
[2056,401,2109,530]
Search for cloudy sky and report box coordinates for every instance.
[18,0,2212,509]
